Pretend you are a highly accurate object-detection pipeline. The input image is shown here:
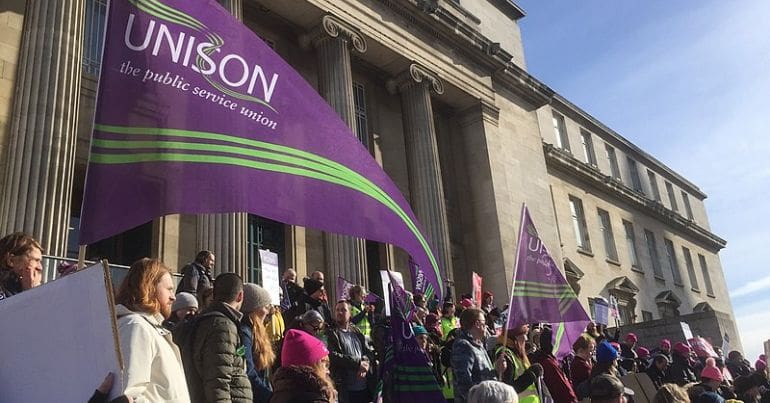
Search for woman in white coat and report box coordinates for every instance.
[115,258,190,403]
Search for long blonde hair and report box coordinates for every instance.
[312,357,337,402]
[249,311,276,370]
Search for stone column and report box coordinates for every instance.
[301,15,368,299]
[195,0,247,279]
[389,63,454,290]
[0,1,85,256]
[216,0,242,21]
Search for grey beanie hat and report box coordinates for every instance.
[241,283,272,313]
[172,292,199,312]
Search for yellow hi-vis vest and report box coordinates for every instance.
[496,346,541,403]
[350,302,371,338]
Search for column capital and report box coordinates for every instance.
[387,63,445,95]
[300,14,367,53]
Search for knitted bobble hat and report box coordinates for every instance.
[701,357,724,382]
[241,283,272,313]
[281,329,329,366]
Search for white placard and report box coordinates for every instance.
[380,270,404,316]
[681,321,694,341]
[0,262,122,402]
[259,249,280,305]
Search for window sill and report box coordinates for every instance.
[674,282,684,288]
[707,293,716,299]
[654,275,666,283]
[577,248,594,257]
[630,266,645,275]
[691,288,700,293]
[606,259,621,267]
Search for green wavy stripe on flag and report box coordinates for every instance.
[91,124,443,286]
[394,365,436,373]
[128,0,205,31]
[513,286,576,297]
[91,135,424,260]
[392,374,439,382]
[511,289,576,299]
[393,384,441,392]
[515,280,574,289]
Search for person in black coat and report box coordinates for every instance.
[284,278,333,327]
[667,342,697,386]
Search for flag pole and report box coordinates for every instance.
[499,203,528,380]
[77,245,87,270]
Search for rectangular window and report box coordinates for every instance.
[623,220,640,268]
[569,196,591,252]
[580,130,597,166]
[597,209,618,261]
[552,112,571,152]
[627,157,643,192]
[642,311,654,322]
[647,170,661,201]
[83,0,108,75]
[666,181,679,212]
[352,82,370,150]
[682,247,699,291]
[699,254,715,296]
[645,229,663,278]
[682,191,694,219]
[606,144,621,180]
[664,239,683,285]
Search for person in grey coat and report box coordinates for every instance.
[451,308,506,403]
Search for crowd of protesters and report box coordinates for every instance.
[2,231,770,403]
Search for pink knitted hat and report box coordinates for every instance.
[757,359,767,371]
[701,357,724,382]
[673,342,691,356]
[281,329,329,366]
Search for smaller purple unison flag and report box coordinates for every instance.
[505,205,591,330]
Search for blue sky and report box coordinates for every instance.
[514,0,770,361]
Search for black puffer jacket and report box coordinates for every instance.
[270,365,333,403]
[188,301,252,403]
[667,353,697,386]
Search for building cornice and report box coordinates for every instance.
[543,143,726,252]
[373,0,552,107]
[550,95,707,200]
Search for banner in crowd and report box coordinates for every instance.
[258,249,279,304]
[0,263,121,402]
[336,275,382,303]
[381,270,404,316]
[593,297,610,326]
[78,0,444,302]
[506,205,591,329]
[688,336,718,358]
[382,271,444,402]
[409,258,436,301]
[472,271,483,307]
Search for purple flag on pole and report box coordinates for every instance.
[506,205,591,329]
[336,275,381,303]
[384,271,444,402]
[409,258,436,301]
[79,0,443,301]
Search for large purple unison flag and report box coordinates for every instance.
[79,0,443,300]
[505,205,590,358]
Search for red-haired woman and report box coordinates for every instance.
[115,258,190,402]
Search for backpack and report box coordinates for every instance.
[174,311,228,379]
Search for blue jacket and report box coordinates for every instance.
[239,317,272,403]
[451,330,496,403]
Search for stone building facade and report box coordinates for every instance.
[0,0,741,349]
